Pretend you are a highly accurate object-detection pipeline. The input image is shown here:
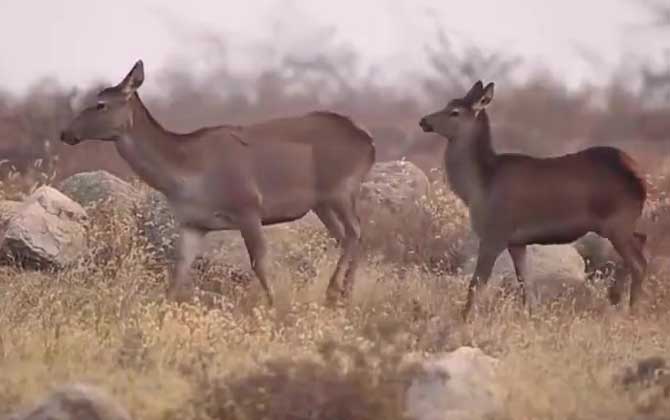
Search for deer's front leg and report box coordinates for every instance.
[167,225,206,303]
[461,239,505,321]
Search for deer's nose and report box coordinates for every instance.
[60,130,80,145]
[419,118,433,132]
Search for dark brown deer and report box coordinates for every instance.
[419,81,647,319]
[60,60,375,306]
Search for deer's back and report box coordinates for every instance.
[171,111,375,227]
[484,146,646,243]
[241,111,375,191]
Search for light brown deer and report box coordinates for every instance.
[419,81,647,320]
[60,60,375,305]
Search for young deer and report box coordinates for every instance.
[419,81,647,319]
[60,60,375,306]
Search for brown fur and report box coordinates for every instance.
[420,80,648,319]
[61,60,375,306]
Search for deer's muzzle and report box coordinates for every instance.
[60,130,81,145]
[419,117,433,132]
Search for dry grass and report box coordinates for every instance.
[0,184,670,420]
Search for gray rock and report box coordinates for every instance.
[463,244,588,308]
[406,346,503,420]
[136,160,432,260]
[0,200,22,233]
[135,189,320,278]
[58,170,139,212]
[572,232,621,275]
[0,186,87,269]
[134,162,431,283]
[135,189,179,260]
[9,382,131,420]
[359,160,430,215]
[612,357,670,419]
[0,200,21,222]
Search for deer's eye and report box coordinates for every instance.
[96,102,107,111]
[450,109,460,117]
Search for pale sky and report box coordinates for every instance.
[0,0,665,95]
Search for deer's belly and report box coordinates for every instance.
[258,187,317,223]
[509,220,594,246]
[168,187,316,231]
[171,201,240,230]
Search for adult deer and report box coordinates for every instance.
[419,81,647,320]
[60,60,375,305]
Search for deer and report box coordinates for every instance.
[419,81,648,320]
[60,60,375,306]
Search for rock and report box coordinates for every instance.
[137,161,431,260]
[359,160,430,215]
[135,189,323,282]
[135,189,179,260]
[0,200,22,232]
[58,170,139,212]
[406,346,503,420]
[0,186,88,269]
[612,357,670,418]
[134,163,428,283]
[356,160,434,260]
[0,200,21,222]
[616,356,668,389]
[463,244,589,308]
[572,232,623,278]
[8,382,131,420]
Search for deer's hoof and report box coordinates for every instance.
[607,287,623,306]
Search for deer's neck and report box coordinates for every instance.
[115,94,185,194]
[444,112,497,210]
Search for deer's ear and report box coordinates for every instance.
[118,60,144,97]
[463,80,484,104]
[472,82,495,114]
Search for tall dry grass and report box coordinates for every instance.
[1,183,670,419]
[0,14,669,419]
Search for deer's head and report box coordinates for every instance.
[419,80,495,141]
[60,60,144,145]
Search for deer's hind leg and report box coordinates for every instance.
[314,204,346,244]
[340,193,363,300]
[323,194,362,306]
[509,245,529,310]
[607,233,647,310]
[238,212,274,306]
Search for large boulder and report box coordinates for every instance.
[463,244,589,308]
[359,160,431,215]
[0,200,22,231]
[406,346,503,420]
[136,160,432,259]
[135,189,179,260]
[135,189,321,281]
[8,382,131,420]
[58,170,139,212]
[572,233,621,276]
[612,356,670,418]
[0,199,21,221]
[134,162,432,286]
[356,161,437,262]
[0,186,88,269]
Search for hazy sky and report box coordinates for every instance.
[0,0,665,94]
